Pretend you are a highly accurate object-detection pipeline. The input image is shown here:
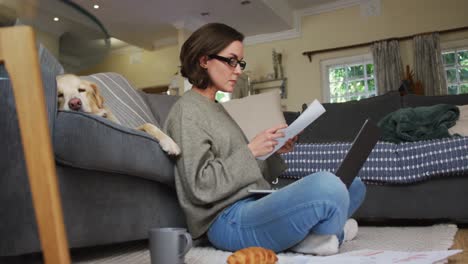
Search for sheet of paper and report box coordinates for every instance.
[330,249,462,264]
[257,99,326,160]
[279,249,462,264]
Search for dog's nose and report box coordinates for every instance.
[68,98,82,111]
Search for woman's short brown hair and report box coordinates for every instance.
[180,23,244,89]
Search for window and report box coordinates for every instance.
[442,48,468,95]
[215,91,232,102]
[321,54,377,103]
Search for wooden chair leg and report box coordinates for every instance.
[0,26,71,264]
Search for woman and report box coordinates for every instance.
[164,23,366,255]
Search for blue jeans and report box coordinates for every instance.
[207,172,366,253]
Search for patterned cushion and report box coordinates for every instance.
[80,72,159,128]
[281,137,468,185]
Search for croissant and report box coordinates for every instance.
[227,246,278,264]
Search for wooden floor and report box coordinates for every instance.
[448,228,468,263]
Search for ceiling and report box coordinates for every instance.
[0,0,371,72]
[1,0,361,50]
[77,0,355,50]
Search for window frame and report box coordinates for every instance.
[321,53,376,103]
[441,42,468,95]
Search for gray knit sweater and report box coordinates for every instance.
[164,90,287,238]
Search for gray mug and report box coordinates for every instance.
[148,227,192,264]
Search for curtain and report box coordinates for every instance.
[371,40,404,95]
[232,73,250,99]
[413,33,447,96]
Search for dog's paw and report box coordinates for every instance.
[159,137,181,156]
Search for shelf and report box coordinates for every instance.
[141,85,169,94]
[250,78,287,85]
[250,78,287,99]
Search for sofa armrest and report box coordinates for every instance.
[54,111,175,186]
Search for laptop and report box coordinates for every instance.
[248,119,381,194]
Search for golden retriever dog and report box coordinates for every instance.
[56,74,181,155]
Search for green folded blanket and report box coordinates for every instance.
[378,104,460,143]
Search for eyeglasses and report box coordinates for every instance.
[208,54,246,70]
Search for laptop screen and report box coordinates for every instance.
[248,119,381,194]
[335,119,381,188]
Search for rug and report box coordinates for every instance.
[72,224,458,264]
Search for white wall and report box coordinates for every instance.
[245,0,468,111]
[80,0,468,110]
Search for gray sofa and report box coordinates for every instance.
[279,92,468,224]
[0,47,186,257]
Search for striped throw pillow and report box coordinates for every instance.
[80,72,159,128]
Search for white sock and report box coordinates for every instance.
[290,234,339,256]
[343,218,358,242]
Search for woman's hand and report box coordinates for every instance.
[248,124,287,157]
[276,135,298,154]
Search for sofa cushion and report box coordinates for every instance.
[283,111,300,125]
[54,111,175,185]
[141,93,180,126]
[449,104,468,136]
[300,94,402,143]
[39,45,64,133]
[221,91,286,141]
[80,72,160,128]
[403,93,468,107]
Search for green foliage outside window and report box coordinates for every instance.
[461,84,468,94]
[328,63,376,103]
[458,51,468,66]
[215,91,231,102]
[443,49,468,95]
[443,52,456,66]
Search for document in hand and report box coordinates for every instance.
[257,99,326,160]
